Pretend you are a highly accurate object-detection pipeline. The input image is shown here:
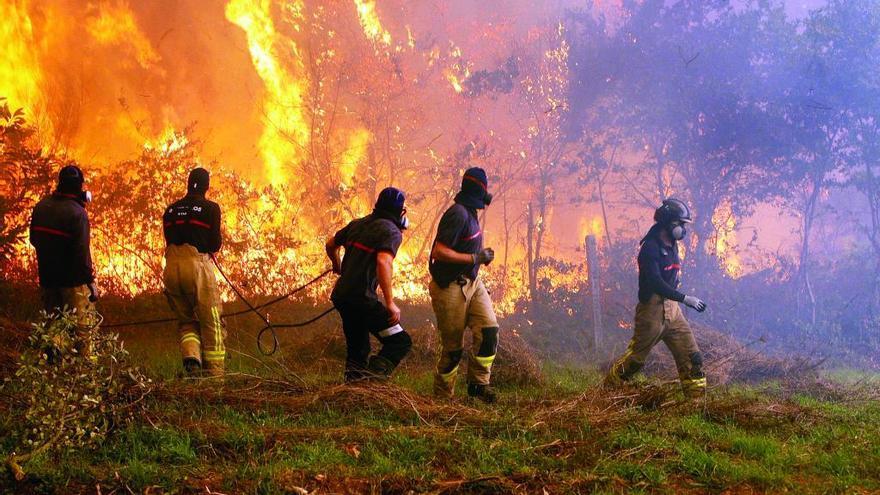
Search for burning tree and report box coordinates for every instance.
[0,99,55,279]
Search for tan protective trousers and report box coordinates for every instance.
[429,277,499,398]
[163,244,226,375]
[41,285,99,358]
[608,294,706,397]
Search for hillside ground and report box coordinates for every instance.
[0,289,878,494]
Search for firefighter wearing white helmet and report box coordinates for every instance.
[605,198,708,398]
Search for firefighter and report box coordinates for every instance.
[428,167,499,403]
[29,164,99,355]
[326,187,413,382]
[162,167,225,376]
[606,198,708,398]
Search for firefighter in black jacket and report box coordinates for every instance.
[606,198,708,398]
[162,168,225,376]
[29,164,99,354]
[325,187,413,382]
[429,167,499,403]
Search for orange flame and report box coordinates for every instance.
[712,201,743,278]
[353,0,391,46]
[225,0,308,186]
[1,0,588,314]
[444,69,464,93]
[86,1,161,69]
[0,0,49,139]
[579,216,604,240]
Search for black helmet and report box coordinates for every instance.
[374,186,406,216]
[57,164,85,194]
[188,167,210,194]
[654,198,692,225]
[58,164,84,188]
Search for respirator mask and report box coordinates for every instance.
[669,222,686,241]
[483,192,493,207]
[399,208,410,230]
[58,165,91,205]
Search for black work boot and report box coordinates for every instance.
[183,357,202,376]
[467,383,497,404]
[344,368,367,383]
[366,355,395,380]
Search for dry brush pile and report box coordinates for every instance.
[0,311,153,480]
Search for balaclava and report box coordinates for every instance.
[374,186,408,229]
[454,167,492,210]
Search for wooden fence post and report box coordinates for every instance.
[585,234,603,350]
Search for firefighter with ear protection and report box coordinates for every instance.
[429,167,500,403]
[326,187,413,382]
[162,167,226,377]
[29,164,100,356]
[606,198,708,398]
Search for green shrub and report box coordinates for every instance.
[2,310,152,480]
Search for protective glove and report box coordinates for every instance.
[87,282,100,302]
[473,248,495,265]
[683,295,706,312]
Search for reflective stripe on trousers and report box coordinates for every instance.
[607,294,702,389]
[429,277,499,397]
[163,244,226,372]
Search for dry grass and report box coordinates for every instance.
[643,323,826,386]
[410,323,545,388]
[2,304,879,494]
[0,317,27,379]
[154,376,489,426]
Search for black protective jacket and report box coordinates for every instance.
[429,203,483,288]
[29,193,95,288]
[162,193,222,253]
[330,213,403,305]
[637,225,686,304]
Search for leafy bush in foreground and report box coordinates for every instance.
[2,310,152,480]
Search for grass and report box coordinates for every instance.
[2,334,879,494]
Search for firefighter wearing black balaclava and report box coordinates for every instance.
[326,187,413,382]
[162,168,225,376]
[606,198,708,398]
[29,164,100,355]
[429,167,500,403]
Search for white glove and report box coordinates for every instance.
[683,295,706,312]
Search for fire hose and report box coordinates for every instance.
[100,258,334,356]
[210,255,334,356]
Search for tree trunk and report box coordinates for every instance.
[502,194,511,290]
[797,174,822,326]
[596,171,614,252]
[527,202,536,314]
[687,192,721,288]
[534,173,549,263]
[585,235,602,351]
[863,159,880,316]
